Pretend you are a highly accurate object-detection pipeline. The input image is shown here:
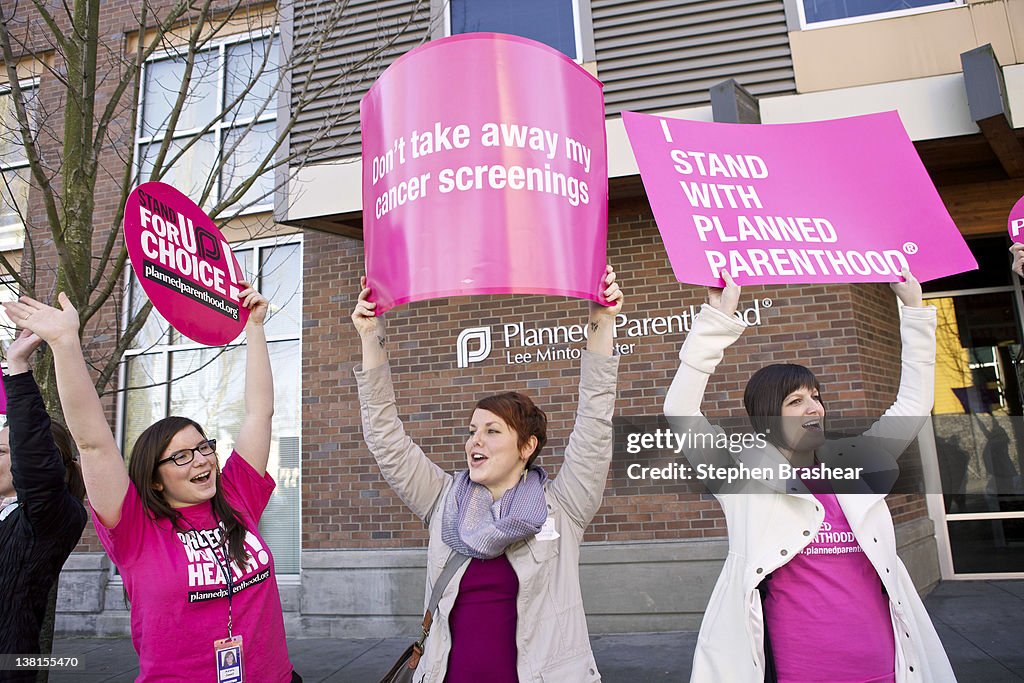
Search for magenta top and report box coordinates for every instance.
[445,555,519,682]
[92,453,292,683]
[765,482,896,683]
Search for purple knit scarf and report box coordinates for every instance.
[442,468,549,559]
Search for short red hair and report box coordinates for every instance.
[473,392,548,468]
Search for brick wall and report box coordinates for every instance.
[301,202,930,550]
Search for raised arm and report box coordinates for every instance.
[663,274,745,472]
[4,330,85,535]
[351,277,448,522]
[547,266,622,528]
[232,282,274,476]
[664,273,744,417]
[860,271,937,454]
[4,294,127,526]
[582,264,621,357]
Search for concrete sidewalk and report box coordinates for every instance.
[47,580,1023,682]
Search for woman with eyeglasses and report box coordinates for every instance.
[3,283,299,682]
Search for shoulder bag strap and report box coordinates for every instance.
[416,552,470,650]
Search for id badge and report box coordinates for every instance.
[214,635,244,683]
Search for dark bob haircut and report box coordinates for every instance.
[473,392,548,470]
[743,364,821,447]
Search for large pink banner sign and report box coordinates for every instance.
[623,111,977,286]
[361,33,608,313]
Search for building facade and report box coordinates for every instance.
[5,0,1020,637]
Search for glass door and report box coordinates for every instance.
[924,236,1024,578]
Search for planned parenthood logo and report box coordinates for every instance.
[456,301,772,368]
[457,326,493,368]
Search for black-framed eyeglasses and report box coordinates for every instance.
[156,439,217,467]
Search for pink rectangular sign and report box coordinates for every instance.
[623,111,977,286]
[361,33,608,313]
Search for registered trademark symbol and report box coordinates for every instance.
[762,298,773,308]
[902,242,919,255]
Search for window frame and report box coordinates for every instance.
[0,276,19,353]
[792,0,962,30]
[0,77,39,250]
[440,0,591,64]
[134,30,280,215]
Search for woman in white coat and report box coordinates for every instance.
[664,271,956,683]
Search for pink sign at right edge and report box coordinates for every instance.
[1009,195,1024,244]
[622,110,977,286]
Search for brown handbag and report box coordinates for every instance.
[379,553,469,683]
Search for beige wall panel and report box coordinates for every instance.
[968,0,1018,65]
[791,7,976,92]
[0,58,49,86]
[1008,0,1024,61]
[221,213,301,244]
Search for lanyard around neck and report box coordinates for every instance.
[184,513,236,638]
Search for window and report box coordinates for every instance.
[121,237,302,572]
[448,0,582,61]
[137,35,280,213]
[798,0,957,28]
[0,82,37,250]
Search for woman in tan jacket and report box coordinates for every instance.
[350,267,622,682]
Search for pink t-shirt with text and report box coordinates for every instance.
[93,452,292,683]
[764,486,896,683]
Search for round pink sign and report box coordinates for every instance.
[124,182,248,345]
[1010,194,1024,244]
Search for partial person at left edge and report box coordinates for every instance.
[0,329,88,682]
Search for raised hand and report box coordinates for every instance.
[353,276,388,370]
[587,265,624,357]
[708,271,740,316]
[3,293,80,348]
[238,280,270,325]
[590,265,624,322]
[889,269,923,308]
[351,276,383,340]
[5,328,43,375]
[1011,244,1023,278]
